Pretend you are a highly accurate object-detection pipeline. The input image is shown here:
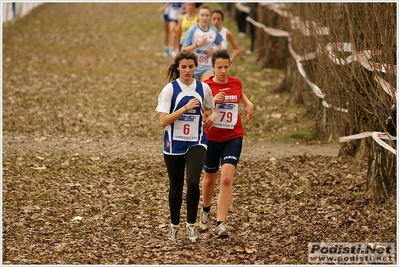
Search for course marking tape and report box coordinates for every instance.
[246,6,397,154]
[339,132,397,155]
[251,3,397,96]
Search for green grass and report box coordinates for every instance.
[352,191,363,197]
[282,131,317,141]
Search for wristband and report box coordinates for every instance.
[195,43,198,48]
[184,105,188,112]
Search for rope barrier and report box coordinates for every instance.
[245,4,397,154]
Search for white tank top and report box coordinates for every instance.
[219,27,228,50]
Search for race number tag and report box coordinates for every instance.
[215,103,238,129]
[195,50,211,67]
[173,114,200,141]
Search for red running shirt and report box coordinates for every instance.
[204,76,244,142]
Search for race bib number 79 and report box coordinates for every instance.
[215,103,238,129]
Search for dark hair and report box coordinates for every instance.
[166,50,198,82]
[211,49,230,66]
[211,9,224,20]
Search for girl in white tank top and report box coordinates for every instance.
[210,9,240,62]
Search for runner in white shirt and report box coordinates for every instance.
[159,2,184,58]
[181,5,223,81]
[210,9,241,63]
[156,50,217,244]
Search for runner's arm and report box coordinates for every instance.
[240,91,253,123]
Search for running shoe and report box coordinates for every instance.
[163,47,169,57]
[214,222,229,238]
[199,209,211,233]
[166,223,179,241]
[186,223,198,243]
[170,50,177,59]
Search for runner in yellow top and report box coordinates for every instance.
[175,2,198,49]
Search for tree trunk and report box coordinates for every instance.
[252,3,396,197]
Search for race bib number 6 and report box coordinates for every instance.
[173,114,200,141]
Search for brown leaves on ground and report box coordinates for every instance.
[2,150,396,264]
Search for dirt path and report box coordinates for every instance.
[3,134,340,159]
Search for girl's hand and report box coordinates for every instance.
[185,98,200,111]
[207,48,218,57]
[214,92,226,104]
[203,109,217,129]
[244,102,254,124]
[197,36,207,47]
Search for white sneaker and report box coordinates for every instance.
[170,50,177,59]
[167,223,179,241]
[186,223,198,243]
[214,222,229,238]
[199,209,211,233]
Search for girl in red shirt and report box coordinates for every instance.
[200,49,254,238]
